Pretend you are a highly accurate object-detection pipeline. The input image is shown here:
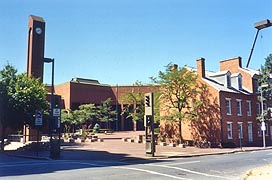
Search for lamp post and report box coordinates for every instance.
[43,57,55,157]
[260,84,268,148]
[246,19,272,68]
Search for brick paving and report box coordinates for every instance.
[5,131,272,161]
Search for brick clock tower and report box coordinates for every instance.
[24,15,46,142]
[27,15,45,82]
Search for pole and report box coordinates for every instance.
[246,29,260,68]
[50,59,55,157]
[260,87,266,148]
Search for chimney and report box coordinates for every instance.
[220,57,242,72]
[197,57,205,78]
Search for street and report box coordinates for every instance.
[0,149,272,180]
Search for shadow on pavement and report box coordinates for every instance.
[0,146,166,178]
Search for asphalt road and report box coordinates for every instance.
[1,149,272,180]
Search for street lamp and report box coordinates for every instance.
[43,57,55,157]
[260,84,268,148]
[246,19,272,68]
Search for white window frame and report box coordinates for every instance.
[257,123,262,137]
[226,98,232,115]
[238,75,242,90]
[247,122,253,142]
[264,103,268,111]
[266,123,269,136]
[236,99,242,116]
[227,122,233,139]
[238,122,243,139]
[226,74,231,88]
[256,102,261,115]
[246,100,252,116]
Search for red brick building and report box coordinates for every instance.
[54,78,154,131]
[161,57,271,147]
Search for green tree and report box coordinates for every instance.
[0,64,48,151]
[61,109,78,134]
[258,54,272,121]
[151,63,203,143]
[121,81,145,131]
[97,98,116,130]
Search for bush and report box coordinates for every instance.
[221,141,236,148]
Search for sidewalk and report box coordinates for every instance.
[5,131,272,161]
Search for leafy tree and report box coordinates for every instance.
[258,54,272,121]
[151,63,203,143]
[0,64,17,151]
[97,98,116,130]
[121,81,145,131]
[61,109,78,133]
[0,64,48,151]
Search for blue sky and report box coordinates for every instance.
[0,0,271,85]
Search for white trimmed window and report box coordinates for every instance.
[236,99,242,116]
[264,103,268,111]
[227,122,233,139]
[256,103,261,115]
[238,75,242,90]
[257,123,262,137]
[226,98,232,115]
[238,122,243,139]
[226,74,231,88]
[246,100,252,116]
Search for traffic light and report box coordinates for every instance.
[53,95,61,109]
[145,115,153,127]
[145,95,150,107]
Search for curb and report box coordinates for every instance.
[4,146,272,161]
[5,152,51,160]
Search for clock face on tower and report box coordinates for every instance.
[35,27,42,35]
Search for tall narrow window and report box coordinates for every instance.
[246,100,252,116]
[236,99,242,116]
[238,122,243,139]
[226,98,232,115]
[256,103,261,115]
[226,74,231,87]
[264,103,268,111]
[227,122,233,139]
[257,123,262,137]
[238,75,242,90]
[247,122,253,142]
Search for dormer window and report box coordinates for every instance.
[226,72,231,88]
[238,74,242,90]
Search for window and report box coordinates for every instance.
[238,75,242,90]
[254,80,259,93]
[263,103,268,111]
[236,99,242,116]
[265,123,269,136]
[247,122,253,142]
[238,122,243,139]
[246,100,252,116]
[227,122,233,139]
[256,103,261,115]
[226,98,232,115]
[258,123,262,137]
[226,74,231,87]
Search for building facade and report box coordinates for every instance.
[161,57,271,147]
[54,78,154,131]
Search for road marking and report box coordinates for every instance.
[161,160,200,166]
[146,164,232,180]
[115,166,193,180]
